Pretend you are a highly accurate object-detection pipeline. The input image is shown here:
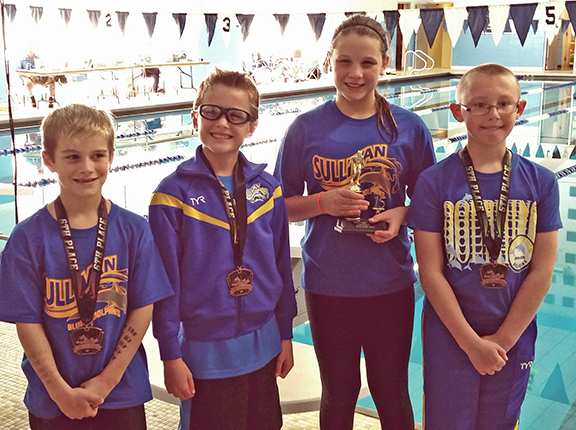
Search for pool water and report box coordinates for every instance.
[2,77,576,428]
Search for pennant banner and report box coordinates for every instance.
[59,8,72,26]
[30,6,42,24]
[510,3,538,46]
[420,8,444,48]
[143,12,157,38]
[489,5,510,47]
[87,10,100,30]
[383,10,399,34]
[308,13,326,42]
[467,6,489,47]
[205,13,217,47]
[5,4,16,23]
[237,14,254,42]
[116,11,129,35]
[565,2,576,36]
[173,13,186,39]
[273,14,289,36]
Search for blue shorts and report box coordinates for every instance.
[422,306,536,430]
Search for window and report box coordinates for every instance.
[564,275,575,286]
[544,294,555,305]
[562,297,575,308]
[570,187,576,197]
[567,254,576,264]
[567,232,576,242]
[569,209,576,220]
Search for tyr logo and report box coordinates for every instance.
[190,196,206,206]
[520,361,533,370]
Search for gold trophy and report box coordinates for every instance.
[334,150,388,234]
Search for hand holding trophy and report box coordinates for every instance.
[334,150,388,234]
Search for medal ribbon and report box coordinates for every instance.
[55,197,108,325]
[461,147,511,263]
[199,150,248,270]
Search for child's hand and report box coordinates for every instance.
[319,189,369,217]
[163,358,195,400]
[80,375,115,402]
[275,339,294,378]
[53,386,103,420]
[464,337,508,376]
[367,206,408,243]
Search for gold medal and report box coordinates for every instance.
[226,267,254,297]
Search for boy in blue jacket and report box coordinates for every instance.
[149,68,297,430]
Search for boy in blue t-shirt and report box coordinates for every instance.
[0,104,173,429]
[149,69,297,430]
[409,64,562,430]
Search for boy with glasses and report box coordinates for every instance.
[149,68,296,430]
[409,63,561,429]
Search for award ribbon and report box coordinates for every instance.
[461,147,511,289]
[55,196,108,354]
[199,150,253,297]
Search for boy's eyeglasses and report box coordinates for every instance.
[458,101,519,116]
[197,104,253,124]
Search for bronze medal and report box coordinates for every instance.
[226,267,254,297]
[70,325,104,355]
[479,262,508,289]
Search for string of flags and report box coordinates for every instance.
[4,2,576,50]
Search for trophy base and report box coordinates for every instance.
[334,218,389,234]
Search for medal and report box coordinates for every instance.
[55,196,108,355]
[200,149,254,297]
[226,267,254,297]
[461,147,512,289]
[70,325,104,355]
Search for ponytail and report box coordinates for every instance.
[375,90,398,143]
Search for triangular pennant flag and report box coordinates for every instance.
[173,13,186,39]
[510,3,538,46]
[420,9,444,48]
[273,14,289,36]
[143,12,157,38]
[308,13,326,42]
[467,6,489,47]
[523,143,531,157]
[561,19,570,35]
[541,2,564,46]
[511,142,518,153]
[116,11,129,35]
[541,363,570,404]
[219,15,233,48]
[205,14,218,47]
[532,19,539,33]
[570,145,576,159]
[87,10,100,30]
[444,7,468,47]
[489,5,510,47]
[383,10,399,34]
[463,20,469,33]
[30,6,42,24]
[536,145,545,158]
[5,4,16,23]
[455,141,463,152]
[553,146,561,158]
[236,14,254,42]
[566,2,576,35]
[59,8,71,26]
[399,9,421,48]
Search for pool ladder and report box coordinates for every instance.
[404,50,435,76]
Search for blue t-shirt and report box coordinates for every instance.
[409,152,562,332]
[0,203,173,419]
[274,100,436,297]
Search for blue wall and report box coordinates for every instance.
[452,26,545,68]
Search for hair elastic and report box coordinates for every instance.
[336,22,388,45]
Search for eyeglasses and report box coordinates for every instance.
[197,104,254,124]
[458,101,519,116]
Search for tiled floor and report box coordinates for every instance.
[0,321,382,429]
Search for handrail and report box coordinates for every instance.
[0,234,8,241]
[404,50,435,76]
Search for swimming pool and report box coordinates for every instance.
[2,76,576,429]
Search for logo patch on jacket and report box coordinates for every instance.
[246,183,270,203]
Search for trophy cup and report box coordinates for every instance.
[334,151,388,234]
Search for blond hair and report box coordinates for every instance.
[456,63,521,103]
[41,104,115,159]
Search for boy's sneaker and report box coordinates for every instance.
[48,97,55,108]
[30,95,36,108]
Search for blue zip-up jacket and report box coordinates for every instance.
[149,146,297,361]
